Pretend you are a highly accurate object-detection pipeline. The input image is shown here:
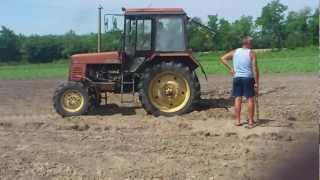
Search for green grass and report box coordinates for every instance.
[196,47,318,75]
[0,62,68,80]
[0,47,318,80]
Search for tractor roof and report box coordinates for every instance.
[125,8,186,16]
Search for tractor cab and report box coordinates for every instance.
[121,8,188,72]
[104,8,196,73]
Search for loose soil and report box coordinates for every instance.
[0,74,318,180]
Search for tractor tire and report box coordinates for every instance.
[53,81,89,117]
[139,61,200,117]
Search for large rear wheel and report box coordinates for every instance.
[53,82,89,117]
[139,61,200,116]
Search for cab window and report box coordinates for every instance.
[125,19,152,54]
[156,17,186,51]
[137,20,152,51]
[125,19,136,55]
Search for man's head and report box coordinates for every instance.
[242,36,253,49]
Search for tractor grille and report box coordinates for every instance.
[70,65,84,80]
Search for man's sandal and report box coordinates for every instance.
[245,123,256,129]
[246,119,256,124]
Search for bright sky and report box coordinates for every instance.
[0,0,318,35]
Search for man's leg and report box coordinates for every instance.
[247,97,255,126]
[234,97,242,125]
[243,78,255,127]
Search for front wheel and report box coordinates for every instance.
[139,61,200,116]
[53,82,89,117]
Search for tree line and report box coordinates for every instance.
[0,0,318,64]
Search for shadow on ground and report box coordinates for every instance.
[85,97,237,116]
[194,98,234,111]
[240,119,276,128]
[259,86,286,96]
[255,119,276,126]
[86,104,140,116]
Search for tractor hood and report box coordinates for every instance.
[71,51,121,64]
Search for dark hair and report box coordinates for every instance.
[242,36,253,45]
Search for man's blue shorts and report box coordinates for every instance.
[232,77,255,98]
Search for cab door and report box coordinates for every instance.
[124,17,153,72]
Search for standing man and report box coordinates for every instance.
[220,36,259,128]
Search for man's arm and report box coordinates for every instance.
[220,50,235,75]
[250,50,259,89]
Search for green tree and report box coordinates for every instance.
[285,7,312,48]
[62,30,93,57]
[207,15,219,50]
[230,16,254,48]
[102,31,122,51]
[187,17,211,51]
[309,8,319,46]
[22,35,63,63]
[217,18,232,50]
[0,26,21,63]
[256,0,288,49]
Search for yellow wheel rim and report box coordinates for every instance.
[148,72,191,113]
[61,90,84,113]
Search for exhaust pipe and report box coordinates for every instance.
[98,5,103,53]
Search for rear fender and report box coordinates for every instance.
[152,52,199,70]
[145,52,199,71]
[147,52,208,81]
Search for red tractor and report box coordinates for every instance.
[53,8,207,117]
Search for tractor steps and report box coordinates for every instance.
[120,75,136,105]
